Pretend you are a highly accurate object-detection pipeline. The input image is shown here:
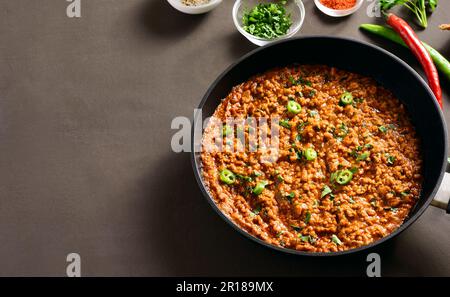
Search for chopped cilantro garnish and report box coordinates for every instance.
[304,212,311,224]
[331,234,343,246]
[379,126,388,133]
[279,119,291,129]
[321,185,333,198]
[242,2,292,40]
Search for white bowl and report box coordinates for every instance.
[167,0,223,14]
[314,0,363,17]
[233,0,305,47]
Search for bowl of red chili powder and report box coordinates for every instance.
[314,0,363,17]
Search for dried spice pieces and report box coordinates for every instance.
[320,0,356,10]
[181,0,210,6]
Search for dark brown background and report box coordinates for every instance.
[0,0,449,276]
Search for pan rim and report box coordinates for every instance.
[190,35,448,257]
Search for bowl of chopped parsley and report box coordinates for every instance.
[233,0,305,46]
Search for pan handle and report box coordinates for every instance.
[432,172,450,213]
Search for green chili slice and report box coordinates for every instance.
[253,180,268,195]
[304,148,317,161]
[339,92,353,106]
[287,100,302,114]
[335,169,353,185]
[219,169,236,185]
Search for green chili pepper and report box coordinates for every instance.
[335,170,353,185]
[287,100,302,114]
[360,24,450,82]
[219,169,236,185]
[253,180,268,195]
[304,148,317,161]
[339,92,353,106]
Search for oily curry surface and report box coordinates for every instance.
[201,65,422,252]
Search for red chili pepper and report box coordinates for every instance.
[386,13,443,109]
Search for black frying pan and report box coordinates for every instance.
[191,36,448,256]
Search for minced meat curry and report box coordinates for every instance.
[201,65,422,253]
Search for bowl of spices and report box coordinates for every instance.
[233,0,305,46]
[167,0,223,14]
[314,0,363,17]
